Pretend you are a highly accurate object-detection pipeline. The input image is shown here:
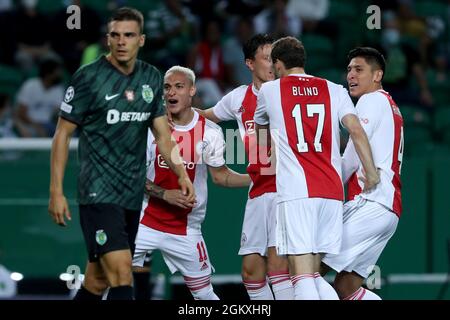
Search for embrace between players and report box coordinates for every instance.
[48,7,403,300]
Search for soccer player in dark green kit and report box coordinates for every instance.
[48,7,195,300]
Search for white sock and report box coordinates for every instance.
[243,279,274,300]
[291,274,320,300]
[313,272,339,300]
[184,275,219,300]
[268,270,294,300]
[344,287,382,300]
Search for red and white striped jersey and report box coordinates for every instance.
[343,90,403,217]
[140,111,225,235]
[254,74,356,203]
[212,84,276,198]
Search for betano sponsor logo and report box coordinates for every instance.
[106,109,151,124]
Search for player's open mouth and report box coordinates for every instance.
[349,83,358,88]
[168,99,178,104]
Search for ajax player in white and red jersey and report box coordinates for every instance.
[322,47,403,300]
[133,66,251,300]
[254,37,380,300]
[198,34,294,300]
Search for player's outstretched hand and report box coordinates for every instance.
[178,176,196,203]
[163,189,196,209]
[48,193,72,227]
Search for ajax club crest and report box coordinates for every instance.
[142,85,154,103]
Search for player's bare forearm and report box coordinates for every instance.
[152,116,195,201]
[50,134,68,195]
[50,118,76,195]
[343,114,377,178]
[194,107,221,123]
[158,136,189,179]
[152,116,189,180]
[341,140,360,184]
[49,117,76,226]
[144,179,165,200]
[209,165,251,188]
[346,122,379,190]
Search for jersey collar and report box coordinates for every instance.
[173,110,199,132]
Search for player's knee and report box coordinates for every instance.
[241,264,253,280]
[333,273,360,299]
[266,256,289,274]
[241,265,265,281]
[116,265,133,285]
[241,254,266,281]
[84,274,109,295]
[106,261,133,286]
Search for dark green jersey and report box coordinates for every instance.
[60,56,165,210]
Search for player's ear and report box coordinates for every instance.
[139,34,146,47]
[245,58,254,71]
[190,85,196,97]
[374,69,383,83]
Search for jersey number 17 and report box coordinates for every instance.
[291,103,325,153]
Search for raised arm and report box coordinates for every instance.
[151,115,195,202]
[48,117,77,226]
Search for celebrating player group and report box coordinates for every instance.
[49,6,403,300]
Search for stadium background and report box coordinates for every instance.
[0,0,449,299]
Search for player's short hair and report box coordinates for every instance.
[348,47,386,79]
[271,36,306,69]
[165,66,196,85]
[109,7,144,34]
[243,34,274,60]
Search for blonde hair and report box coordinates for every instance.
[165,66,196,85]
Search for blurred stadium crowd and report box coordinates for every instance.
[0,0,449,156]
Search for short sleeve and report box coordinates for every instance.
[354,93,382,139]
[202,125,226,167]
[148,69,166,127]
[337,86,356,125]
[59,68,91,125]
[212,90,237,121]
[254,85,269,125]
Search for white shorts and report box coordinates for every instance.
[133,224,214,278]
[322,197,398,278]
[276,198,343,255]
[239,192,277,256]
